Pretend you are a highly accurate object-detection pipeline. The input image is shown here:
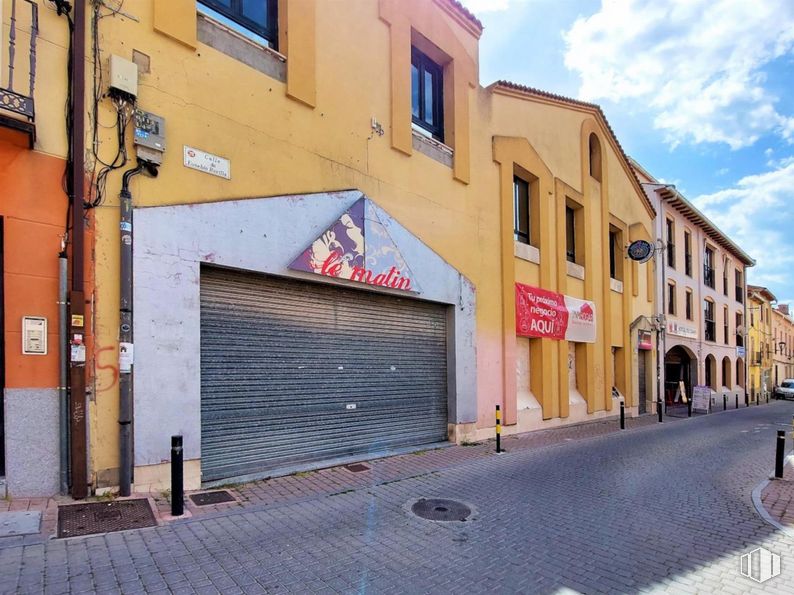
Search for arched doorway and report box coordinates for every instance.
[722,356,732,389]
[665,344,697,406]
[736,357,745,389]
[705,354,717,390]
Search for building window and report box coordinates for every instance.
[723,260,729,296]
[736,312,744,347]
[588,133,602,182]
[704,299,716,342]
[685,289,693,320]
[723,306,729,344]
[411,47,444,142]
[668,283,676,316]
[704,246,715,289]
[684,230,692,276]
[666,219,675,269]
[566,206,576,263]
[199,0,278,48]
[609,227,623,281]
[513,176,530,244]
[735,270,743,303]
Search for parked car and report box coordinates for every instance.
[775,380,794,400]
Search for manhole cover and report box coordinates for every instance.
[189,490,236,506]
[58,499,156,538]
[411,498,471,522]
[344,463,371,473]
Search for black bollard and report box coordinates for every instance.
[736,395,739,409]
[723,395,727,411]
[495,405,502,453]
[171,435,184,517]
[657,400,663,423]
[775,430,786,479]
[687,397,692,418]
[620,401,625,430]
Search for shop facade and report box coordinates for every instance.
[635,163,753,413]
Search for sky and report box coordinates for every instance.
[465,0,794,305]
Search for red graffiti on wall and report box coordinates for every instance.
[95,345,119,392]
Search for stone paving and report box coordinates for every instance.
[1,402,794,594]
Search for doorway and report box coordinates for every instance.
[637,350,647,414]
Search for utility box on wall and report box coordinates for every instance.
[22,316,47,355]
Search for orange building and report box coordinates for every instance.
[0,0,79,497]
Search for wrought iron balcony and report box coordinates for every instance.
[1,0,38,146]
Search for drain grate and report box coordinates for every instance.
[189,490,236,506]
[344,463,371,473]
[411,498,471,522]
[58,499,156,538]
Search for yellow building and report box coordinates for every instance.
[772,305,794,387]
[747,285,776,401]
[14,0,658,495]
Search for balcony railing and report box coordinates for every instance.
[1,0,38,146]
[703,265,715,289]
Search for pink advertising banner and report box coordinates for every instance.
[515,283,596,343]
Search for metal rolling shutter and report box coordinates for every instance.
[199,267,449,482]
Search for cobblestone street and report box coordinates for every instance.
[2,402,794,594]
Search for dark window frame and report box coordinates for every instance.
[666,219,675,269]
[513,176,530,245]
[685,289,692,320]
[200,0,279,49]
[667,283,676,316]
[704,246,715,289]
[566,206,576,263]
[723,306,729,344]
[704,299,716,342]
[411,47,444,142]
[684,230,692,276]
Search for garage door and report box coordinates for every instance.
[199,267,449,482]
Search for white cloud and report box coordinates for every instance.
[563,0,794,149]
[461,0,520,14]
[692,158,794,300]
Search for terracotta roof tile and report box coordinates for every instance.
[448,0,484,33]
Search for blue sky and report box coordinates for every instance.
[467,0,794,304]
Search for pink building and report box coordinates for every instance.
[632,161,754,412]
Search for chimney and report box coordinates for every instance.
[778,304,790,316]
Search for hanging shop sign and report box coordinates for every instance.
[638,329,653,350]
[289,197,420,293]
[666,320,697,339]
[736,346,746,358]
[515,283,596,343]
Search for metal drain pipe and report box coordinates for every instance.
[58,249,69,494]
[119,163,144,497]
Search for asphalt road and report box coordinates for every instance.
[3,401,794,594]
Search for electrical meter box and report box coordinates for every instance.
[109,55,138,98]
[134,109,166,164]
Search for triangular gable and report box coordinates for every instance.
[288,196,422,293]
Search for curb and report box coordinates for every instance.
[751,454,794,541]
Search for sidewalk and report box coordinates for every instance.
[759,456,794,530]
[2,409,690,546]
